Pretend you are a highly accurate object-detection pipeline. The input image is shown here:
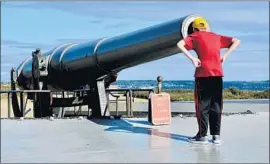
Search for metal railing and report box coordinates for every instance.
[0,88,154,118]
[106,89,154,117]
[0,90,51,118]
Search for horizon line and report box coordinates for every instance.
[1,79,269,84]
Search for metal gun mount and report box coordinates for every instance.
[32,49,50,78]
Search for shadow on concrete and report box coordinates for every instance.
[89,118,191,143]
[125,119,152,125]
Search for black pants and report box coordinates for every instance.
[194,76,223,137]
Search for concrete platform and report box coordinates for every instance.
[1,112,269,163]
[1,96,268,118]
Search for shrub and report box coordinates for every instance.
[228,87,241,95]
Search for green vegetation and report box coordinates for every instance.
[1,83,269,101]
[1,84,11,90]
[133,87,269,101]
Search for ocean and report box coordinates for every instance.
[115,80,269,91]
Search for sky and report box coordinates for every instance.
[1,1,269,82]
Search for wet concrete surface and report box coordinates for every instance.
[1,98,268,118]
[62,99,269,118]
[1,112,269,163]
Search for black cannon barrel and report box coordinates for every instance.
[16,14,211,91]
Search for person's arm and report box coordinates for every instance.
[220,35,241,64]
[222,38,241,59]
[177,38,201,67]
[177,40,195,61]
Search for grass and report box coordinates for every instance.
[1,84,11,90]
[132,87,269,101]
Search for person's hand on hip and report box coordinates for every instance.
[192,58,201,67]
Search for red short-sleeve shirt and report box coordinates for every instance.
[184,31,233,77]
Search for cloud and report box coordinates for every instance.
[89,20,103,24]
[1,72,9,83]
[223,62,269,81]
[106,22,130,28]
[228,62,268,67]
[214,30,269,37]
[55,38,97,44]
[1,72,8,76]
[235,49,269,53]
[1,51,30,66]
[1,51,32,82]
[1,39,53,50]
[4,1,268,25]
[1,38,105,51]
[1,63,14,67]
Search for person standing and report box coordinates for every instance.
[177,17,241,144]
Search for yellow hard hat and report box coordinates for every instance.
[193,17,208,29]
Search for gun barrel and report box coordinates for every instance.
[16,14,211,91]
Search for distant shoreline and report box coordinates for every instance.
[133,88,269,101]
[115,80,269,91]
[1,83,269,101]
[1,80,269,85]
